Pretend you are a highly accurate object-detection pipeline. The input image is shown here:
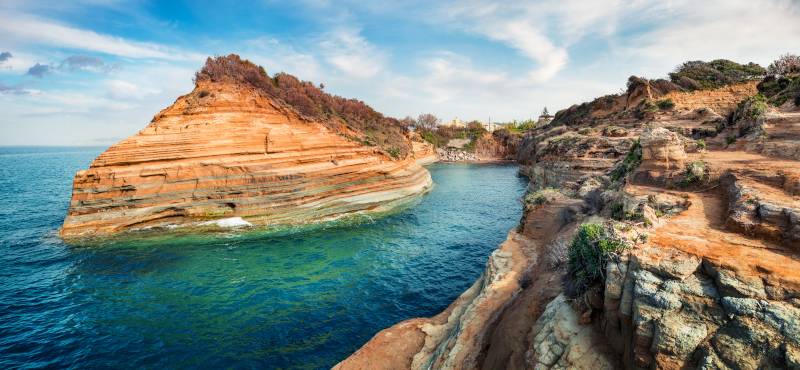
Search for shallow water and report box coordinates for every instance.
[0,146,528,369]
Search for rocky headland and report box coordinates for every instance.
[337,63,800,369]
[60,55,433,236]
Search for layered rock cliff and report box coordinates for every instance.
[337,70,800,369]
[61,72,432,236]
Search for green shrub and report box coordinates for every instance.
[525,187,558,205]
[638,104,658,118]
[517,119,538,131]
[519,187,559,232]
[656,98,676,110]
[625,209,643,220]
[728,136,737,144]
[551,101,594,126]
[563,224,629,297]
[696,139,706,150]
[609,140,642,181]
[669,59,765,89]
[611,203,625,220]
[681,161,705,187]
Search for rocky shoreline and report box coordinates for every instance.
[336,75,800,369]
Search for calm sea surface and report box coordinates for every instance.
[0,146,528,369]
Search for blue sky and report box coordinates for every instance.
[1,0,799,145]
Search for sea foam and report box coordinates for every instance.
[201,217,253,228]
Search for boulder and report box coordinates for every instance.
[639,126,687,169]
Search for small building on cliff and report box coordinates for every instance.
[441,117,467,129]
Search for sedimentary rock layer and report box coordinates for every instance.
[336,73,800,369]
[663,81,759,115]
[60,80,432,235]
[411,139,437,165]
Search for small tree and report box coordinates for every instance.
[767,53,800,76]
[541,107,549,116]
[400,116,416,130]
[467,120,483,131]
[416,113,440,131]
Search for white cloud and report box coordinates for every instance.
[105,80,161,100]
[625,0,800,69]
[3,0,800,145]
[483,21,569,82]
[319,28,386,78]
[0,13,204,61]
[246,37,322,79]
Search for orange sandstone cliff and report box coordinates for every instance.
[336,70,800,369]
[60,78,432,236]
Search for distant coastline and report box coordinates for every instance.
[70,137,123,146]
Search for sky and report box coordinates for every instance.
[1,0,799,145]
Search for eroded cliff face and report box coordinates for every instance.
[337,75,800,369]
[60,80,432,235]
[411,134,438,165]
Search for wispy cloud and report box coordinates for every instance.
[246,37,322,79]
[60,54,124,73]
[0,14,204,61]
[319,28,386,78]
[2,0,800,145]
[624,0,800,68]
[105,79,160,101]
[0,81,29,94]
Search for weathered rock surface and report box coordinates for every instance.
[601,185,800,370]
[525,295,618,369]
[60,80,432,235]
[639,127,687,169]
[412,138,438,165]
[447,138,472,150]
[337,74,799,370]
[333,229,537,370]
[662,81,759,116]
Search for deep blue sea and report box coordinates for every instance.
[0,146,528,370]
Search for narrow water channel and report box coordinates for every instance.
[0,147,528,369]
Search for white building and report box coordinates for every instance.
[483,122,499,132]
[441,117,467,129]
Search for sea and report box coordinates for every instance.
[0,146,528,369]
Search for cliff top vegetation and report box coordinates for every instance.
[194,54,411,159]
[669,59,766,90]
[412,114,523,156]
[545,57,777,128]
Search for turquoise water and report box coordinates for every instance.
[0,146,528,369]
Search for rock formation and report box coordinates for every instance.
[61,76,432,236]
[638,127,687,170]
[411,138,438,165]
[337,70,800,369]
